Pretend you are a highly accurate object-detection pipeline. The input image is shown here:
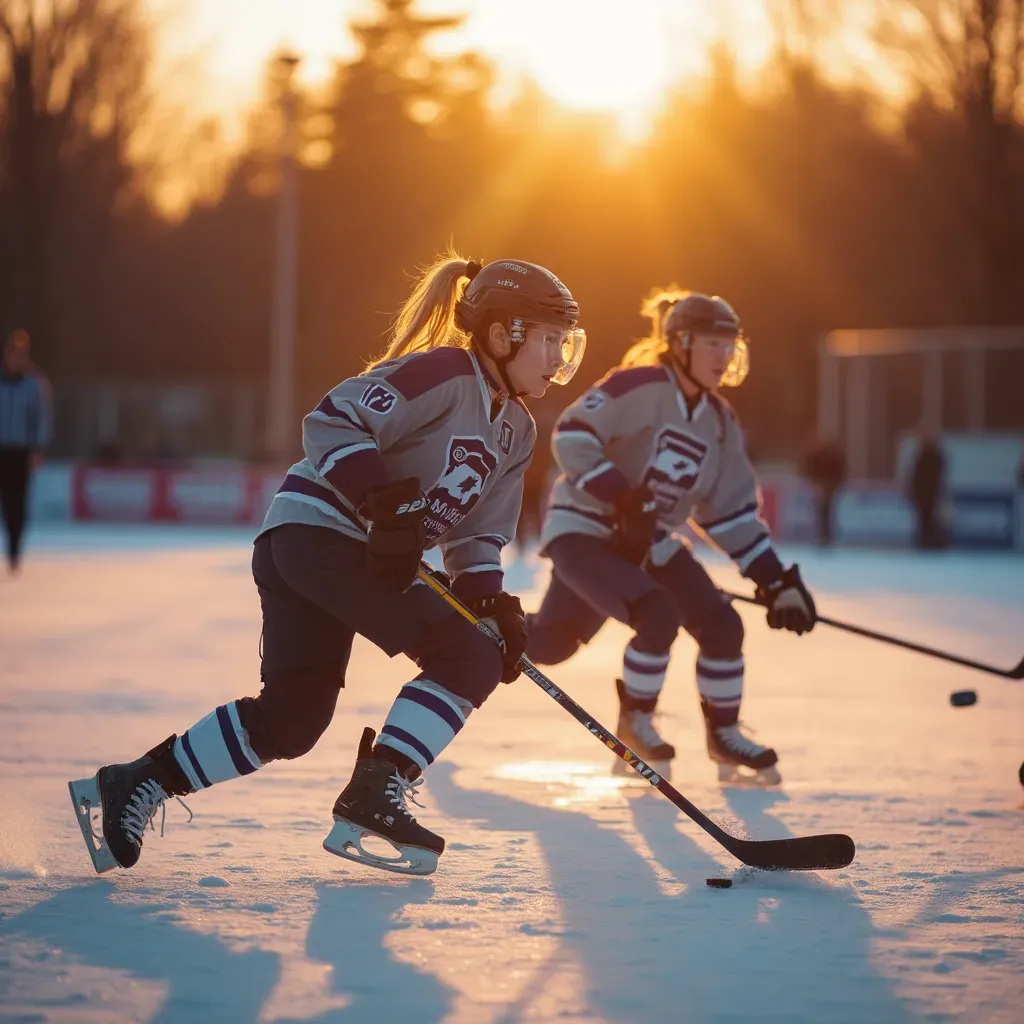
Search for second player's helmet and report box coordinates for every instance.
[664,292,749,388]
[456,259,586,391]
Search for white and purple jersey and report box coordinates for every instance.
[540,362,784,587]
[259,347,536,600]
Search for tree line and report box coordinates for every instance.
[1,0,1022,458]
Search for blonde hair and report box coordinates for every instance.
[368,248,475,368]
[620,286,692,368]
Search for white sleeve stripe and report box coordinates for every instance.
[576,461,618,489]
[554,430,603,446]
[458,563,503,574]
[736,536,773,571]
[705,510,760,535]
[320,441,379,473]
[270,491,360,526]
[443,533,509,551]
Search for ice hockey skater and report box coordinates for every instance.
[70,252,586,875]
[526,289,816,784]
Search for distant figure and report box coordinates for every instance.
[801,435,846,546]
[908,429,945,550]
[0,329,52,572]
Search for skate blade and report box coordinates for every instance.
[717,763,782,788]
[68,774,118,874]
[323,818,439,876]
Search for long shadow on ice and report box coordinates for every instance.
[291,878,455,1024]
[428,764,914,1024]
[0,880,278,1022]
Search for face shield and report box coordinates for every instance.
[523,322,587,385]
[689,332,749,388]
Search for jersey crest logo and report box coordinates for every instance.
[581,390,606,411]
[423,436,499,541]
[642,427,708,511]
[499,421,514,455]
[359,383,398,415]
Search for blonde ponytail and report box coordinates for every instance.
[368,248,474,369]
[620,286,691,368]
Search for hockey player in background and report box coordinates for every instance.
[526,289,815,785]
[70,254,586,876]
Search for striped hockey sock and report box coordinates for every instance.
[696,654,744,727]
[376,680,471,775]
[621,642,671,704]
[173,702,263,790]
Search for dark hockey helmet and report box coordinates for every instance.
[456,259,585,388]
[664,292,749,388]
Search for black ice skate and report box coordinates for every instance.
[615,678,676,762]
[323,727,444,876]
[69,735,193,873]
[701,700,781,786]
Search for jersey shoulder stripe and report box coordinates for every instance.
[380,347,475,402]
[596,364,667,398]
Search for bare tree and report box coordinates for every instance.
[0,0,154,368]
[876,0,1024,322]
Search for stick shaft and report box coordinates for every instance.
[418,569,855,869]
[727,591,1023,679]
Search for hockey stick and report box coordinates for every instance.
[726,591,1024,680]
[417,567,855,872]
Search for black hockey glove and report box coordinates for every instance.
[467,591,527,684]
[756,564,817,635]
[360,477,427,591]
[612,486,659,564]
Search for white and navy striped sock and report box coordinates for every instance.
[172,702,263,790]
[376,680,470,774]
[696,654,744,727]
[622,643,671,702]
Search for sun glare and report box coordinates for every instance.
[428,0,717,141]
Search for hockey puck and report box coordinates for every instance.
[706,877,733,888]
[950,690,977,707]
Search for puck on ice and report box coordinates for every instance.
[706,877,733,888]
[950,690,977,707]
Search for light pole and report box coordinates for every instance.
[267,52,301,465]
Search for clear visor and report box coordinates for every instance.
[689,332,749,388]
[532,325,586,385]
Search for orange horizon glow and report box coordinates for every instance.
[147,0,910,215]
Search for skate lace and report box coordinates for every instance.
[717,723,765,758]
[631,711,667,749]
[386,773,425,820]
[117,780,193,847]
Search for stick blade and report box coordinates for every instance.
[1010,657,1024,680]
[727,833,855,872]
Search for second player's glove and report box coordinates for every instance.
[360,477,427,591]
[467,591,528,683]
[756,564,817,635]
[612,485,659,564]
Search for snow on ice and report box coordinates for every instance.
[1,524,1022,1022]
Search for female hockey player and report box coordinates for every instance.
[70,253,586,876]
[526,289,816,785]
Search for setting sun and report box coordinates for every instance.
[157,0,754,146]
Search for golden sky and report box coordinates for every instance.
[154,0,901,145]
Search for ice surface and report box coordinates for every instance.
[1,525,1022,1022]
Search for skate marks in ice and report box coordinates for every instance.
[323,818,439,876]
